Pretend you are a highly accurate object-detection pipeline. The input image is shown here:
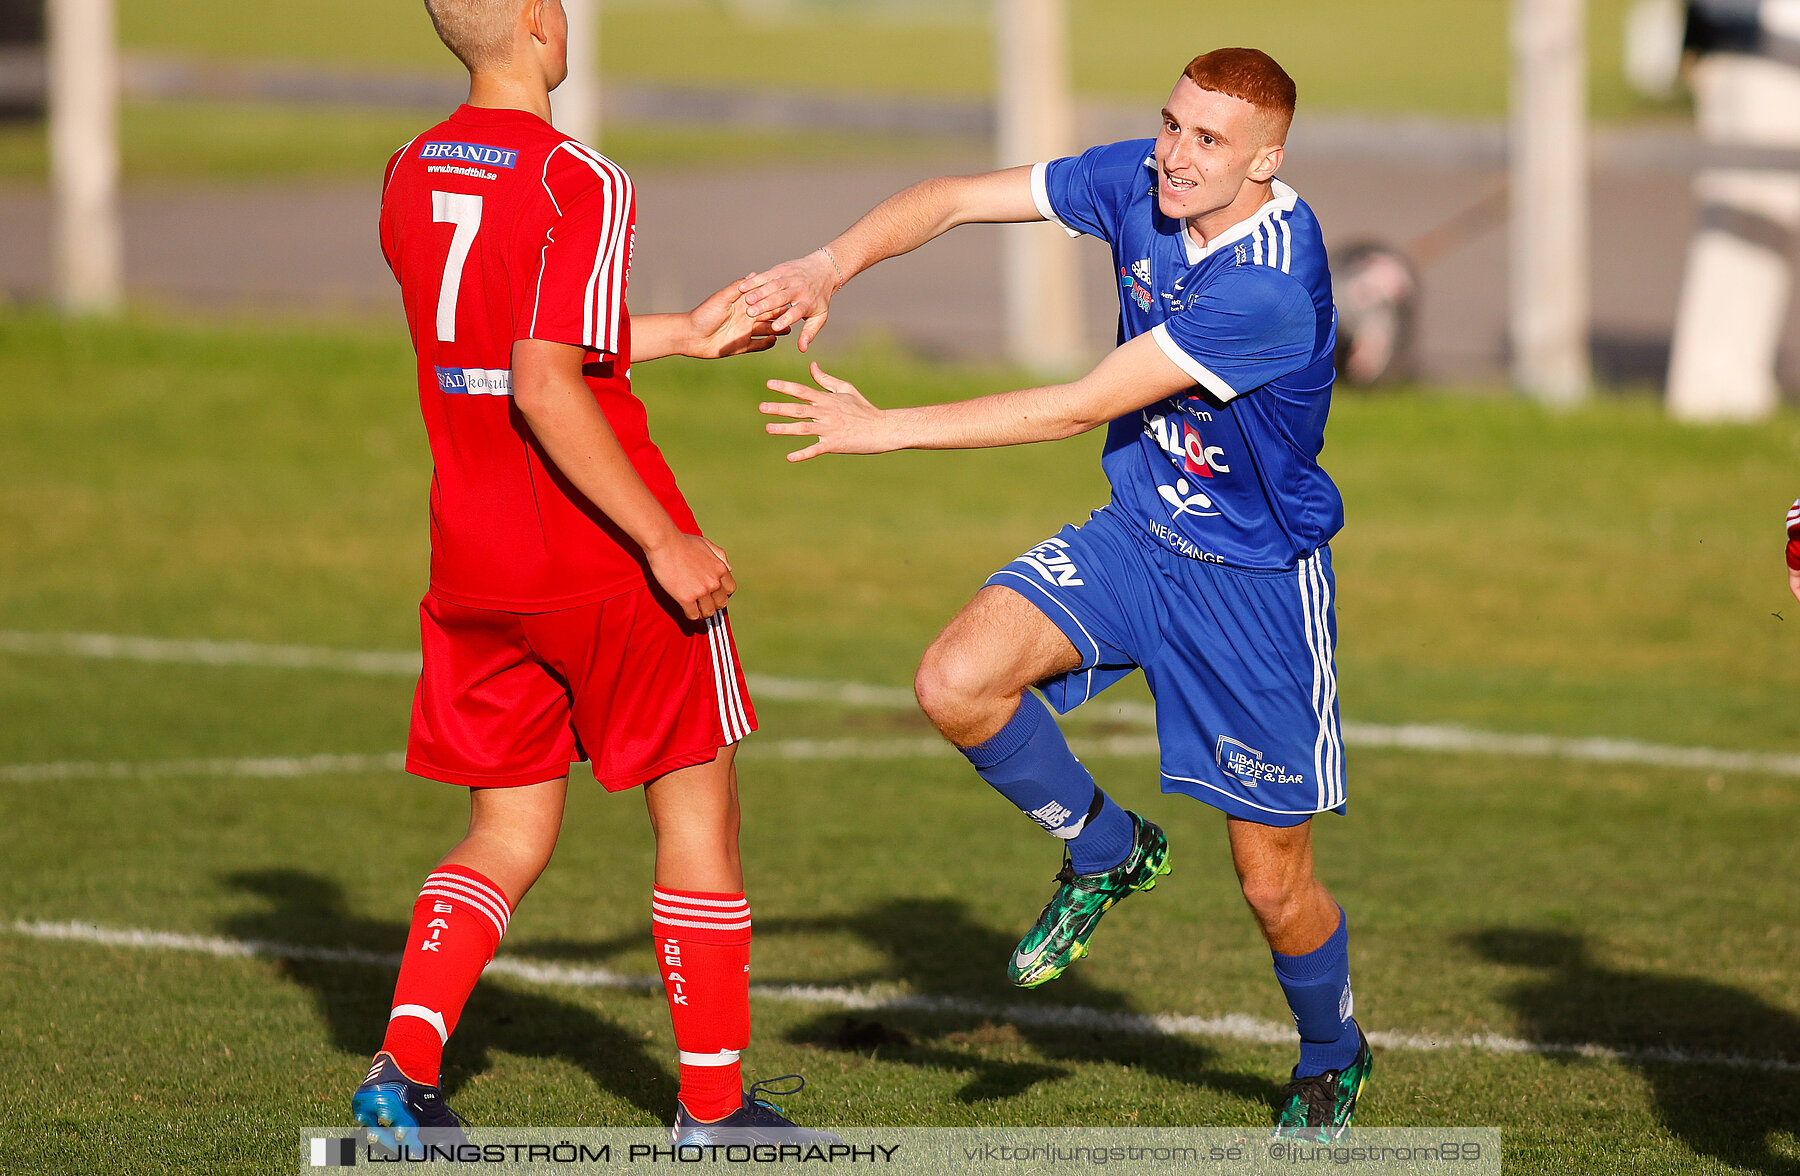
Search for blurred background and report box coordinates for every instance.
[2,5,1797,1174]
[5,0,1800,401]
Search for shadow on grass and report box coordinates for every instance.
[218,869,672,1117]
[1468,928,1800,1176]
[758,897,1283,1111]
[219,872,1282,1117]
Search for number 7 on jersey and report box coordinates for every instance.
[432,191,483,343]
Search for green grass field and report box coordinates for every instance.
[0,313,1797,1175]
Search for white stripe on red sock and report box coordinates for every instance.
[652,891,749,908]
[422,872,513,939]
[389,1004,449,1044]
[425,868,512,916]
[652,889,751,935]
[653,912,749,930]
[654,905,751,918]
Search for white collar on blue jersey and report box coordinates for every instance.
[1145,154,1299,267]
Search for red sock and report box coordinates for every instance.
[653,887,751,1122]
[379,865,513,1086]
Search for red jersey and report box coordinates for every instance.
[379,105,698,610]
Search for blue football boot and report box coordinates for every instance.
[351,1052,471,1160]
[670,1075,842,1147]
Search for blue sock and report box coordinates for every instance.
[1272,907,1359,1077]
[959,691,1134,874]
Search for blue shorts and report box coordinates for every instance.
[985,506,1345,827]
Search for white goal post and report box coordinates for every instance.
[1509,0,1592,405]
[47,0,123,315]
[995,0,1082,374]
[554,0,600,149]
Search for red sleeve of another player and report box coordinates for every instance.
[1787,498,1800,571]
[520,144,634,356]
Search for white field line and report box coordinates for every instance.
[0,630,423,676]
[0,752,409,784]
[13,918,1799,1075]
[0,740,1166,784]
[0,630,1154,729]
[2,630,1797,778]
[1341,722,1800,777]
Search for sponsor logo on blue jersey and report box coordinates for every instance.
[1158,477,1219,520]
[1017,537,1085,587]
[1145,410,1229,479]
[1119,260,1153,312]
[419,141,519,169]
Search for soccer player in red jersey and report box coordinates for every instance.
[1787,499,1800,604]
[352,0,834,1153]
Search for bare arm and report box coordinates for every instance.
[741,166,1047,351]
[512,338,735,619]
[759,331,1194,461]
[629,275,788,363]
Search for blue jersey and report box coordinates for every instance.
[1033,138,1343,570]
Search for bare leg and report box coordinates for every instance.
[440,774,570,903]
[914,585,1082,746]
[644,746,743,892]
[1226,816,1340,955]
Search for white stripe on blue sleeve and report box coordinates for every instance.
[1029,161,1083,239]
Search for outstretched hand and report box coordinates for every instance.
[741,250,839,353]
[760,363,895,462]
[688,275,789,359]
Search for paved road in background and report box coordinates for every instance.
[1,127,1797,386]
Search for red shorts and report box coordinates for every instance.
[406,587,756,791]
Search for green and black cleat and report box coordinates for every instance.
[1271,1026,1374,1143]
[1007,811,1171,989]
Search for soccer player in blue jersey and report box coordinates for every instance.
[744,48,1370,1141]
